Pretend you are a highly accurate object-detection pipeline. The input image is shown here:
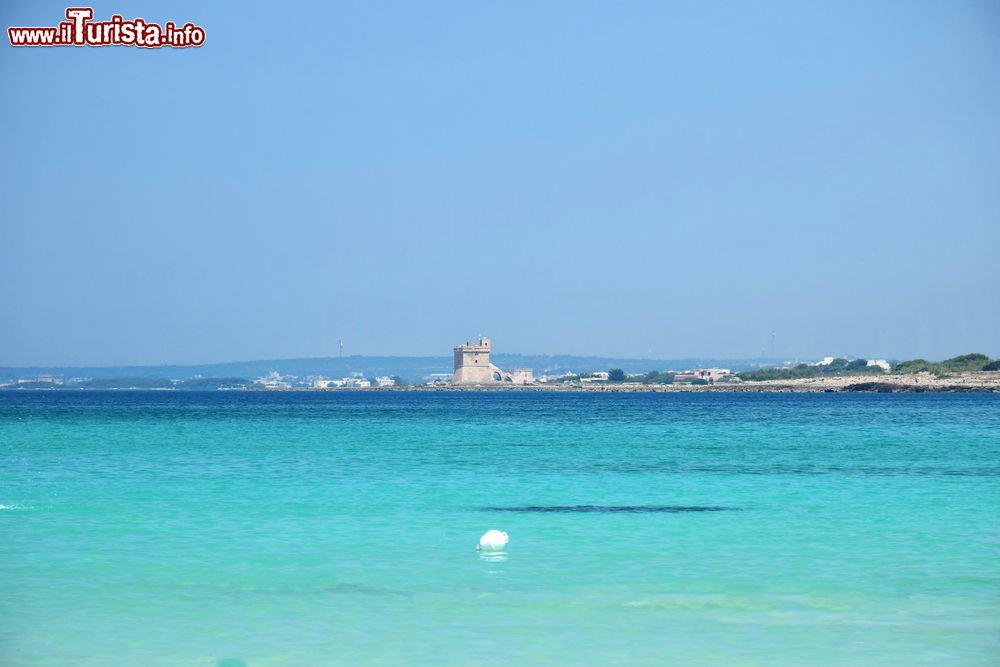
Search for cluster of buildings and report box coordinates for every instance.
[257,338,536,389]
[312,374,396,388]
[254,340,740,388]
[449,338,736,386]
[536,373,578,383]
[812,357,892,372]
[6,374,64,386]
[672,368,734,383]
[253,371,395,389]
[273,354,894,389]
[1,342,899,393]
[253,371,292,389]
[0,374,92,387]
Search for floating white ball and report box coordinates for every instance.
[477,529,509,552]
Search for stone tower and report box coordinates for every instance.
[453,337,497,384]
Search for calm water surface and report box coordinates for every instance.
[1,391,998,666]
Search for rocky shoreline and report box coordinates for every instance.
[6,372,997,394]
[376,371,1000,393]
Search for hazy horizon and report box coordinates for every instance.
[3,1,998,366]
[0,348,992,373]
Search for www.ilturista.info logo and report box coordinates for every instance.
[8,7,205,48]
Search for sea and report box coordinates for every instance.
[1,391,998,666]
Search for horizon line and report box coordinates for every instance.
[0,351,970,371]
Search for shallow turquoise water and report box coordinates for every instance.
[1,391,999,666]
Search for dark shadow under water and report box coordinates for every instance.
[482,505,736,513]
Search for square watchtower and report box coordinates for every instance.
[453,337,494,384]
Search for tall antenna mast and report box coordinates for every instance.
[339,337,344,357]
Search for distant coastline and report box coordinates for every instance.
[3,352,998,394]
[271,371,1000,393]
[3,372,998,393]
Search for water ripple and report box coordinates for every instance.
[482,504,737,513]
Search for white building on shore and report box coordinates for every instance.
[256,371,292,389]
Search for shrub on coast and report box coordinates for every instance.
[741,353,998,382]
[737,361,882,382]
[892,353,995,375]
[893,359,931,374]
[608,368,627,382]
[938,353,991,371]
[639,371,675,384]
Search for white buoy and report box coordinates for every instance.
[477,529,509,552]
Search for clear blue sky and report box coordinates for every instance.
[2,1,998,366]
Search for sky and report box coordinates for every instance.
[2,1,998,366]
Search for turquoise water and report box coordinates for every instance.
[2,391,999,666]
